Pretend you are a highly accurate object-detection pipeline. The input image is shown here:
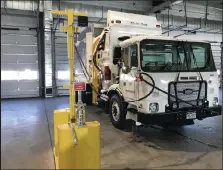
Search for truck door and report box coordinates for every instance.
[120,44,138,101]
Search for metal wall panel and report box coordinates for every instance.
[1,13,39,98]
[1,0,43,12]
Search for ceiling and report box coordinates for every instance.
[185,0,223,10]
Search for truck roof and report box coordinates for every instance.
[107,10,158,27]
[119,35,209,48]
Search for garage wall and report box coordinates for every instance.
[1,13,39,98]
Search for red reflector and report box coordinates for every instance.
[156,24,160,28]
[104,66,111,80]
[135,76,141,82]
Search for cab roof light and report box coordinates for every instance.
[116,20,121,24]
[156,24,161,28]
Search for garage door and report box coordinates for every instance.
[53,32,86,96]
[54,32,69,96]
[1,13,39,98]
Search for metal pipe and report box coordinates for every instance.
[168,8,170,36]
[36,0,42,97]
[54,0,61,31]
[162,0,188,35]
[174,17,202,38]
[221,2,223,89]
[204,0,208,27]
[4,0,7,13]
[98,6,104,23]
[183,0,187,26]
[162,24,187,34]
[51,28,57,97]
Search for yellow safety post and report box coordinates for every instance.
[54,108,70,157]
[57,122,100,169]
[51,9,100,169]
[51,9,86,119]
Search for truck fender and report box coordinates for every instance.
[107,84,124,101]
[105,84,126,114]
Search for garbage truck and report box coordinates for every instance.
[81,10,222,129]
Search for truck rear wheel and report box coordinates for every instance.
[109,94,126,129]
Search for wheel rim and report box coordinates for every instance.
[112,101,120,122]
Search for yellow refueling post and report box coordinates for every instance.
[52,9,100,169]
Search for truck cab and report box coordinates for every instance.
[88,10,222,129]
[107,36,222,128]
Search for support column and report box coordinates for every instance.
[44,0,53,97]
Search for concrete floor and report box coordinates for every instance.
[1,89,222,169]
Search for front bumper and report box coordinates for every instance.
[137,105,222,125]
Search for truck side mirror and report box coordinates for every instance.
[113,47,121,65]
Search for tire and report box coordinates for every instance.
[109,94,126,129]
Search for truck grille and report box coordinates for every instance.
[168,81,207,109]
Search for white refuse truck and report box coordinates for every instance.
[83,10,222,129]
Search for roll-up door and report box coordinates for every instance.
[1,13,39,98]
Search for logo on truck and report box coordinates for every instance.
[131,21,147,26]
[183,89,194,95]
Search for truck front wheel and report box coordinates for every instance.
[109,94,126,129]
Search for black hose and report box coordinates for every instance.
[74,45,99,95]
[124,73,155,103]
[75,43,155,103]
[74,45,90,78]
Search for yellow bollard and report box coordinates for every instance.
[51,9,100,169]
[54,109,70,157]
[57,121,100,169]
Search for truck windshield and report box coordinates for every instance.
[140,39,216,72]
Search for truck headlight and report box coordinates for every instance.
[173,103,177,109]
[149,103,159,113]
[212,97,218,106]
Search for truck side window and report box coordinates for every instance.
[130,44,138,67]
[123,48,129,67]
